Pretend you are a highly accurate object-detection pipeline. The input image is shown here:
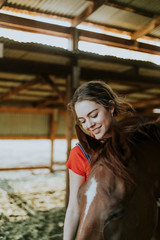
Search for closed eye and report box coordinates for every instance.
[104,208,124,226]
[91,113,98,118]
[80,120,85,125]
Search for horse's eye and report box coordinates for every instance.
[105,208,124,226]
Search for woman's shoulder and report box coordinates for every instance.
[66,143,90,177]
[69,143,88,159]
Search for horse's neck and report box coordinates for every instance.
[134,140,160,180]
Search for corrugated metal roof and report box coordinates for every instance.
[150,25,160,38]
[7,0,90,17]
[5,0,159,33]
[87,5,151,31]
[0,0,159,119]
[115,0,160,14]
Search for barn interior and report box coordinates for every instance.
[0,1,160,238]
[0,0,160,172]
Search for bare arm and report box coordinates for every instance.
[63,169,85,240]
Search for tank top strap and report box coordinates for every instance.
[76,142,91,164]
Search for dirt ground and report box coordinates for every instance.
[0,170,66,240]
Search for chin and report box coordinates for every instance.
[95,133,103,140]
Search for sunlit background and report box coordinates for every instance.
[0,8,160,65]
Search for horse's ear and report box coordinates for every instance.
[75,125,101,155]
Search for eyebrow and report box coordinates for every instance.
[78,108,98,120]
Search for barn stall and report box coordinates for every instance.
[0,0,160,239]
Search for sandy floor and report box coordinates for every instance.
[0,170,66,240]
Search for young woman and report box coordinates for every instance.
[63,80,133,240]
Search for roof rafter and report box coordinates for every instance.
[0,105,54,114]
[132,97,160,109]
[0,58,160,85]
[131,16,160,40]
[79,29,160,55]
[41,75,66,105]
[35,96,62,107]
[72,0,105,27]
[1,13,160,55]
[0,13,71,37]
[2,6,159,44]
[0,0,6,9]
[0,77,41,102]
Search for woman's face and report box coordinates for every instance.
[75,100,114,140]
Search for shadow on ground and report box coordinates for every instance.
[0,172,66,240]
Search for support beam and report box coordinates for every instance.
[0,77,41,102]
[65,74,74,209]
[131,17,160,40]
[1,13,160,55]
[35,96,60,107]
[49,110,58,172]
[0,106,54,114]
[0,0,6,9]
[0,13,71,38]
[41,75,66,105]
[0,166,50,171]
[70,28,80,89]
[79,29,160,55]
[0,58,71,76]
[72,0,105,27]
[2,6,159,44]
[132,97,160,109]
[0,58,160,86]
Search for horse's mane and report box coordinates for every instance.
[90,116,160,185]
[119,115,160,144]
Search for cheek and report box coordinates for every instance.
[101,113,111,124]
[81,123,87,131]
[102,115,112,131]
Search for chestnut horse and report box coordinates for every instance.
[75,116,160,240]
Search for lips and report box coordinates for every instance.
[92,126,101,135]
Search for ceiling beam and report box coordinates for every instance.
[131,17,160,40]
[41,75,66,105]
[0,77,40,102]
[0,0,6,9]
[78,29,160,55]
[35,97,58,107]
[0,58,160,86]
[72,0,105,27]
[0,58,72,76]
[3,42,160,71]
[4,43,160,71]
[35,97,62,107]
[132,97,160,109]
[80,67,160,86]
[1,13,160,55]
[2,5,159,44]
[0,105,54,114]
[0,13,71,38]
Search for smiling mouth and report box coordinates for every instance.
[92,127,101,134]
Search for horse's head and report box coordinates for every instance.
[76,160,127,240]
[75,118,160,240]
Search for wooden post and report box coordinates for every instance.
[65,28,80,209]
[65,75,73,209]
[49,109,58,172]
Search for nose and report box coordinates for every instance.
[85,118,95,130]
